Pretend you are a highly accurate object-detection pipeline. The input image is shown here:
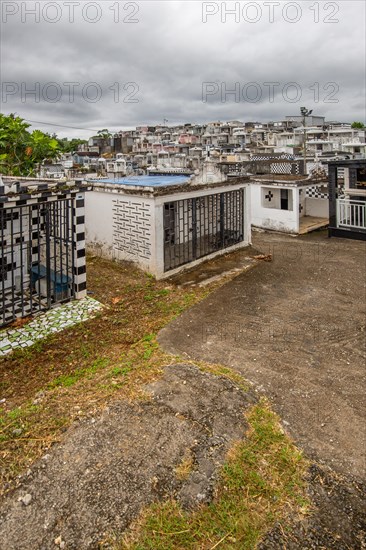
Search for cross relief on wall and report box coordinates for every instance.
[265,191,274,202]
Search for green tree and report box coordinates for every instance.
[351,121,365,129]
[58,137,87,153]
[0,113,31,176]
[97,129,112,140]
[0,113,61,176]
[27,129,61,175]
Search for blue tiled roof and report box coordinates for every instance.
[93,175,190,187]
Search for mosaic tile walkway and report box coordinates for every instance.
[0,297,103,356]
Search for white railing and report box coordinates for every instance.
[337,199,366,230]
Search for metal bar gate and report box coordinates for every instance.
[0,199,75,327]
[163,188,244,272]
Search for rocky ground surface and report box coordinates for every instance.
[159,230,366,548]
[0,364,256,549]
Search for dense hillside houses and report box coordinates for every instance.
[43,116,365,181]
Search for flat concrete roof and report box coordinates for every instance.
[328,159,366,167]
[92,175,190,187]
[89,176,250,197]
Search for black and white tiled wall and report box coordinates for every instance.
[73,194,87,298]
[1,188,88,325]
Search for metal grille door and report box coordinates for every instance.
[1,199,75,327]
[163,189,244,272]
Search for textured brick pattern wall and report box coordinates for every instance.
[270,162,293,174]
[270,162,301,175]
[112,199,152,260]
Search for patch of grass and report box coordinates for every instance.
[0,404,38,432]
[11,339,45,360]
[135,333,159,360]
[193,360,251,392]
[174,450,195,481]
[49,374,80,388]
[0,402,67,481]
[144,289,170,302]
[48,358,110,389]
[110,366,132,377]
[112,400,309,550]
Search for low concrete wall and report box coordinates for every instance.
[305,197,329,218]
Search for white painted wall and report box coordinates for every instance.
[305,198,329,217]
[85,190,115,259]
[85,189,156,273]
[250,184,299,233]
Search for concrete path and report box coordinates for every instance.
[159,230,366,479]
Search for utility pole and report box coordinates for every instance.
[300,106,312,175]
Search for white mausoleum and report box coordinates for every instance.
[250,173,329,234]
[85,170,251,278]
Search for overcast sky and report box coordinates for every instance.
[1,0,365,138]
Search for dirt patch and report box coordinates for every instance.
[0,364,255,550]
[166,245,258,287]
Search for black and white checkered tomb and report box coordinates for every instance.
[1,188,88,326]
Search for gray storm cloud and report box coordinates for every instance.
[1,0,365,138]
